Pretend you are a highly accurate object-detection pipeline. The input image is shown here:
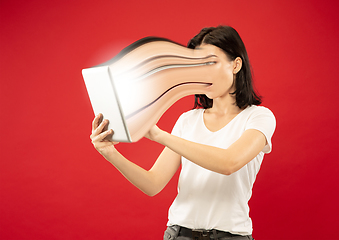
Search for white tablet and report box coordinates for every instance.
[82,66,132,142]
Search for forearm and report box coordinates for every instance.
[153,128,266,175]
[155,131,233,175]
[104,150,161,196]
[91,114,176,196]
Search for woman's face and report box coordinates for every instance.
[197,44,239,100]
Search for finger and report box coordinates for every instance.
[91,119,109,139]
[92,117,107,135]
[92,129,113,143]
[92,113,103,131]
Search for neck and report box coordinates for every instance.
[208,94,241,115]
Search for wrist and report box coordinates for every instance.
[103,147,121,164]
[154,129,169,145]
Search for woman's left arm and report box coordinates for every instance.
[146,126,267,175]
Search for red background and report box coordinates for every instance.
[1,0,338,239]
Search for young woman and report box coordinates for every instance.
[90,26,276,240]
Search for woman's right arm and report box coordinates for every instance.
[90,114,181,196]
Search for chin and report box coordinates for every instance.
[205,94,215,100]
[205,90,220,100]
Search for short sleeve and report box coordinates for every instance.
[245,106,276,153]
[171,112,187,137]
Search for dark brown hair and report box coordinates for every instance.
[188,26,261,109]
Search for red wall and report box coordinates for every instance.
[1,0,338,239]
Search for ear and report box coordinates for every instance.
[233,57,242,74]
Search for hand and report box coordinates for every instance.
[145,125,163,142]
[90,114,119,158]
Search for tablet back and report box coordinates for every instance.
[82,66,132,142]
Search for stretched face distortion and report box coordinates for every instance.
[83,37,221,142]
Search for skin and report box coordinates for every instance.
[90,44,267,197]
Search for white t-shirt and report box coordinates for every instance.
[167,105,276,235]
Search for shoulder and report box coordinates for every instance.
[171,108,203,136]
[243,105,276,123]
[243,105,276,134]
[246,105,274,116]
[177,108,203,122]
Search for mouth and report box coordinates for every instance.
[125,81,212,119]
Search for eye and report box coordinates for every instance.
[205,61,216,65]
